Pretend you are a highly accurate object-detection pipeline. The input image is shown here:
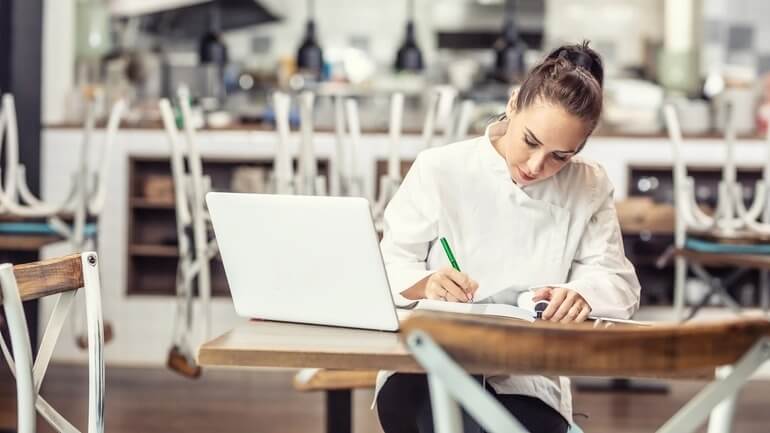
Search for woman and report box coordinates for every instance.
[376,42,641,433]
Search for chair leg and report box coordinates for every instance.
[760,270,770,313]
[406,330,530,433]
[674,256,687,321]
[686,266,746,321]
[655,337,770,433]
[0,264,36,433]
[706,366,737,433]
[80,252,105,433]
[685,288,714,322]
[427,374,464,433]
[714,285,742,314]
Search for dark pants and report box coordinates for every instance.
[377,373,570,433]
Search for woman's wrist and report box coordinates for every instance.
[400,274,431,300]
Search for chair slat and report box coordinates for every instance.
[400,311,770,378]
[11,254,84,302]
[675,248,770,270]
[293,369,379,392]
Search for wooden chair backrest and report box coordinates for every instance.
[400,311,770,378]
[9,254,84,303]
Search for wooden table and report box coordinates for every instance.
[198,319,418,372]
[199,312,770,433]
[198,312,770,378]
[198,318,417,433]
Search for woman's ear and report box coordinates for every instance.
[505,89,518,118]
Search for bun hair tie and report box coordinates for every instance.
[570,52,594,71]
[557,48,593,71]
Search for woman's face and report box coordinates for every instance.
[494,98,589,186]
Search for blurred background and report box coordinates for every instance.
[38,0,770,134]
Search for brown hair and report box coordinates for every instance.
[509,41,604,135]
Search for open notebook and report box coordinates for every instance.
[397,293,652,326]
[398,299,536,322]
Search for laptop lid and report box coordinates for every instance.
[206,192,400,331]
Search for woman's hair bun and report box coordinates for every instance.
[511,40,605,133]
[546,40,603,87]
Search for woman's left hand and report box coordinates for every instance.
[532,287,591,323]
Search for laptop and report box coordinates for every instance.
[206,192,400,331]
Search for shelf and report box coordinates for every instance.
[130,198,175,209]
[129,244,179,257]
[0,234,64,251]
[628,256,666,266]
[126,156,328,296]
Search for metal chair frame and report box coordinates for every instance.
[0,252,105,433]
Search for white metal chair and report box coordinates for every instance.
[296,91,327,196]
[336,90,475,229]
[664,103,770,322]
[270,91,327,196]
[0,94,124,225]
[0,93,122,349]
[339,97,367,198]
[422,86,458,149]
[272,92,297,195]
[371,93,405,227]
[401,311,770,433]
[158,92,219,378]
[0,252,105,433]
[664,102,770,236]
[371,90,474,229]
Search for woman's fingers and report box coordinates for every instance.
[576,305,592,322]
[437,273,470,302]
[424,268,480,303]
[550,290,579,322]
[443,291,462,302]
[541,288,566,320]
[560,302,583,323]
[541,288,592,323]
[444,268,478,299]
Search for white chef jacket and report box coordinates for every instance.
[375,120,641,423]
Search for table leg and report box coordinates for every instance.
[326,389,352,433]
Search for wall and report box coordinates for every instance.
[42,0,74,123]
[543,0,664,75]
[700,0,770,76]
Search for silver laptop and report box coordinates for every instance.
[206,192,400,331]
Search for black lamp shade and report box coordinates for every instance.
[494,18,526,82]
[395,21,423,71]
[297,20,324,79]
[199,31,228,65]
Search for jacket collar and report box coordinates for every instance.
[481,120,514,179]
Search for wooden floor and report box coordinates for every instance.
[0,364,769,432]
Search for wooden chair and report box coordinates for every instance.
[400,311,770,433]
[664,104,770,320]
[0,252,105,433]
[293,369,378,433]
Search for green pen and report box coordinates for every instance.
[439,237,461,272]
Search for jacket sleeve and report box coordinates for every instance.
[379,153,440,305]
[559,170,641,319]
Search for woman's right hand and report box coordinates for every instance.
[424,267,479,302]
